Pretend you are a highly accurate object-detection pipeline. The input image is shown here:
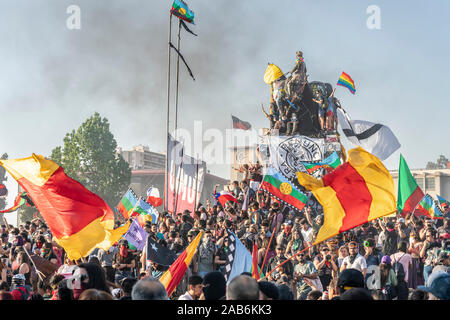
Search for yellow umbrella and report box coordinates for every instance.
[264,64,284,84]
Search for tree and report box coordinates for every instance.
[49,112,131,208]
[0,153,8,222]
[426,155,449,170]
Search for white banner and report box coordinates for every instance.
[267,135,325,180]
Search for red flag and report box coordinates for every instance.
[252,242,260,280]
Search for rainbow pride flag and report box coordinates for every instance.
[414,194,444,219]
[337,72,356,94]
[260,167,308,211]
[302,152,341,175]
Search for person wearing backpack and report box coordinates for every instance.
[10,274,30,300]
[380,221,398,256]
[390,241,411,299]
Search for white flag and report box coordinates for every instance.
[337,108,401,161]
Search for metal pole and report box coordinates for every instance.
[175,19,181,135]
[193,154,199,211]
[172,20,181,214]
[174,148,183,216]
[165,14,173,210]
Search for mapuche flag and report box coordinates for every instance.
[170,0,195,24]
[297,147,396,245]
[232,115,252,130]
[0,192,27,213]
[397,154,425,217]
[301,152,341,175]
[260,166,308,211]
[160,231,203,296]
[414,194,444,220]
[131,197,159,227]
[116,188,138,220]
[0,154,129,260]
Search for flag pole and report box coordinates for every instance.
[193,154,199,211]
[165,13,173,210]
[174,149,184,215]
[172,19,181,216]
[23,248,45,283]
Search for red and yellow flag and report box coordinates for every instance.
[0,154,129,260]
[160,231,203,297]
[297,147,396,245]
[251,242,260,280]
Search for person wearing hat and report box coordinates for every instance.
[112,239,135,285]
[417,270,450,300]
[10,273,30,300]
[337,268,365,296]
[432,251,449,274]
[267,244,293,282]
[378,255,398,300]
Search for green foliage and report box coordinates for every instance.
[426,155,449,170]
[0,153,8,211]
[50,112,131,208]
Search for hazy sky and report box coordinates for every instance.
[1,0,449,222]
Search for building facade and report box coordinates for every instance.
[118,145,230,211]
[117,145,165,170]
[390,168,450,200]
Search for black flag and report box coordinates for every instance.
[169,42,195,81]
[180,20,198,36]
[146,237,177,266]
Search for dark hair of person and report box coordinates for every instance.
[49,274,65,289]
[409,289,427,300]
[120,277,137,295]
[340,288,374,300]
[0,291,14,300]
[30,293,44,300]
[379,263,392,288]
[0,281,9,291]
[224,220,232,229]
[57,279,73,301]
[398,241,408,253]
[307,290,323,300]
[188,275,203,286]
[78,263,110,293]
[78,288,114,300]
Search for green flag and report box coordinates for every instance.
[397,154,424,217]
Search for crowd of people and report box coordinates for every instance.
[0,168,448,301]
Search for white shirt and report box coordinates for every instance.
[178,292,194,300]
[301,227,314,243]
[342,254,367,273]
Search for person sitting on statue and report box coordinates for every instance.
[287,51,307,97]
[261,102,279,129]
